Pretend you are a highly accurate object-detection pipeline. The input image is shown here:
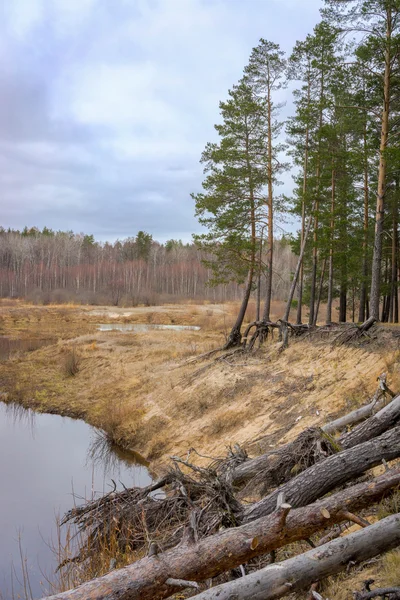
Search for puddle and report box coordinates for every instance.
[97,323,200,332]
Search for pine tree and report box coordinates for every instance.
[323,0,400,320]
[192,81,268,347]
[244,39,287,321]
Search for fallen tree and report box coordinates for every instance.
[189,512,400,600]
[340,394,400,449]
[322,372,395,435]
[41,468,400,600]
[243,425,400,522]
[230,385,398,490]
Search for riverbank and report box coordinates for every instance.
[1,301,399,469]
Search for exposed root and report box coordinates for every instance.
[58,457,242,574]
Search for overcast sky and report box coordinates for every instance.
[0,0,322,242]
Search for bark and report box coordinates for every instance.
[41,469,400,600]
[326,165,335,325]
[224,270,254,349]
[314,258,326,326]
[339,394,400,449]
[243,426,400,523]
[232,379,394,487]
[389,182,398,323]
[190,513,400,600]
[359,121,370,323]
[322,375,392,435]
[296,72,311,326]
[263,77,274,322]
[283,202,316,323]
[370,12,392,320]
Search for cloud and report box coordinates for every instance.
[0,0,322,242]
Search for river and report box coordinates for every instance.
[0,402,151,599]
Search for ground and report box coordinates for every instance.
[1,299,400,596]
[1,299,399,467]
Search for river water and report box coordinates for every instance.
[0,402,151,599]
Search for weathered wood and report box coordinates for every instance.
[230,427,334,488]
[40,468,400,600]
[323,373,393,434]
[231,390,399,488]
[189,513,400,600]
[340,394,400,449]
[243,426,400,523]
[359,316,377,332]
[354,588,400,600]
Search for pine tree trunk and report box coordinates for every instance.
[314,258,326,326]
[370,16,391,319]
[224,270,254,349]
[297,113,310,325]
[263,82,274,322]
[359,121,370,322]
[389,181,398,322]
[326,165,335,324]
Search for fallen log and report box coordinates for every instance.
[339,394,400,449]
[243,426,400,523]
[229,427,338,490]
[41,468,400,600]
[231,387,399,489]
[189,512,400,600]
[354,588,400,600]
[322,373,394,435]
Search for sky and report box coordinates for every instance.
[0,0,322,243]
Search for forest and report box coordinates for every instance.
[2,3,400,340]
[0,227,295,305]
[192,0,400,342]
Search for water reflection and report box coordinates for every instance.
[0,402,151,599]
[97,323,200,332]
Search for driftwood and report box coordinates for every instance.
[243,426,400,522]
[189,513,400,600]
[41,468,400,600]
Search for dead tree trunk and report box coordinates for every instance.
[339,394,400,449]
[231,384,396,488]
[41,469,400,600]
[190,513,400,600]
[322,373,393,434]
[243,426,400,523]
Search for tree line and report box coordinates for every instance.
[192,0,400,345]
[0,226,295,306]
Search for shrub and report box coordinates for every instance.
[64,348,80,377]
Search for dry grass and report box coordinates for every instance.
[1,301,399,468]
[64,347,80,377]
